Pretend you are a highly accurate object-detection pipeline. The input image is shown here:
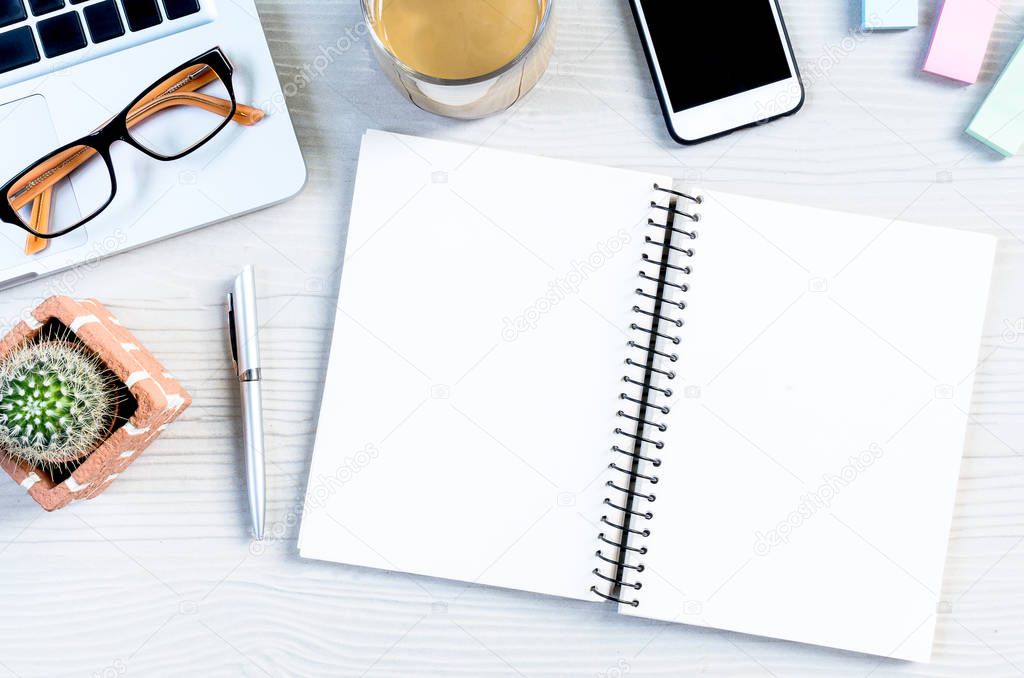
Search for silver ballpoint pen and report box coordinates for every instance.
[228,265,266,541]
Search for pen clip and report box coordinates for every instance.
[227,291,240,374]
[229,265,262,382]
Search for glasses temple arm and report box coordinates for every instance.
[130,65,261,127]
[23,185,52,255]
[126,91,264,127]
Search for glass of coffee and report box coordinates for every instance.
[361,0,554,119]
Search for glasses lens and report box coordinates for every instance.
[126,63,233,158]
[6,144,113,238]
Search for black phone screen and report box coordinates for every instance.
[637,1,794,112]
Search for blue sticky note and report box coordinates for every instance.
[967,38,1024,156]
[863,0,918,29]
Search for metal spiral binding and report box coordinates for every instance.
[590,183,701,607]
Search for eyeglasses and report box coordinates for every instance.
[0,47,265,256]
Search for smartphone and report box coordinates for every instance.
[628,1,804,145]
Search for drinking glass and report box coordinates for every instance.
[361,0,555,119]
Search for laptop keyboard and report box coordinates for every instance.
[0,0,209,81]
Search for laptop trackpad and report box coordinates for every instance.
[0,95,88,270]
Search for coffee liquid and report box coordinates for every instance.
[371,0,546,80]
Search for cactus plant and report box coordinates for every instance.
[0,297,191,511]
[0,339,118,468]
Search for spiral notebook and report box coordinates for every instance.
[298,130,996,661]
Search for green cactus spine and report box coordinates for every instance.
[0,340,117,468]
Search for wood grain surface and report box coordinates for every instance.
[1,0,1023,676]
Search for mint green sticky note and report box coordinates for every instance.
[863,0,917,29]
[967,38,1024,157]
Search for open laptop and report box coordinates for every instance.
[0,0,305,289]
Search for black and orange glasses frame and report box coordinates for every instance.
[0,47,265,255]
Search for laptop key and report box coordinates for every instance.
[84,0,124,43]
[162,0,198,20]
[161,0,195,19]
[121,0,161,31]
[37,11,86,58]
[27,0,62,16]
[0,26,39,74]
[0,0,27,27]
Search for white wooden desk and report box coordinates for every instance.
[1,0,1023,675]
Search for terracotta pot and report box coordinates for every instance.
[0,296,192,511]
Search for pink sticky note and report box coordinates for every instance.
[923,0,1000,84]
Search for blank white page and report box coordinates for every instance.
[298,130,672,601]
[622,191,996,661]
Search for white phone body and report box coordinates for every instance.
[629,0,804,145]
